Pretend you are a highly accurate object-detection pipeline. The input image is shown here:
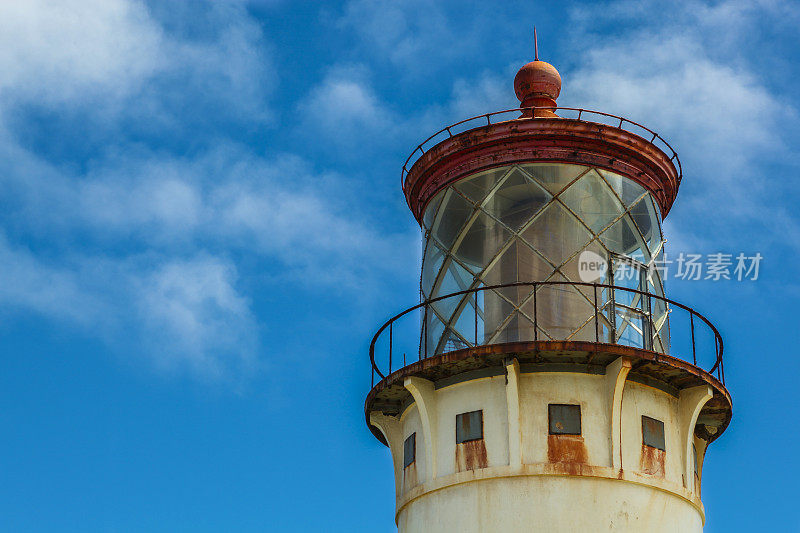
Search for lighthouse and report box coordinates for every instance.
[365,38,731,532]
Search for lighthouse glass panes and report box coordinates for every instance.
[420,163,668,356]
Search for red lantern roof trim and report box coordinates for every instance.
[403,114,680,223]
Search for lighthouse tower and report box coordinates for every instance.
[365,40,731,532]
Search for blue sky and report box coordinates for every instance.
[0,0,797,531]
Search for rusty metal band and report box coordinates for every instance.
[403,115,680,222]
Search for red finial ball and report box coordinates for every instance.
[514,60,562,117]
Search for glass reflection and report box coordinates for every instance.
[420,163,668,356]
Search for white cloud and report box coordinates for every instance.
[134,255,258,378]
[560,0,798,252]
[0,1,416,380]
[0,0,273,128]
[0,234,108,327]
[0,0,163,104]
[296,63,518,152]
[564,34,788,174]
[0,233,258,379]
[209,157,417,287]
[297,65,386,141]
[0,132,416,379]
[448,70,516,120]
[337,0,459,70]
[1,139,415,283]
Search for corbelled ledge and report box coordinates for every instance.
[365,341,732,446]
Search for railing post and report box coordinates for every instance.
[609,283,617,344]
[474,297,478,347]
[423,304,428,360]
[594,284,599,343]
[389,322,393,374]
[533,283,538,342]
[417,312,423,360]
[647,293,654,351]
[690,313,697,366]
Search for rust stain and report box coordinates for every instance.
[547,434,588,475]
[640,444,665,477]
[455,439,488,472]
[547,434,588,463]
[403,462,417,491]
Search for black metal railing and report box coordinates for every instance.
[369,281,723,387]
[401,106,682,188]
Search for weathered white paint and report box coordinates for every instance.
[693,435,708,496]
[505,359,522,468]
[397,474,703,532]
[678,386,712,490]
[605,357,632,470]
[519,372,607,466]
[404,377,438,482]
[621,380,682,486]
[399,404,425,492]
[378,363,712,532]
[434,375,508,476]
[369,413,403,497]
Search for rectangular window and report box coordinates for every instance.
[549,404,581,435]
[403,433,416,468]
[456,410,483,443]
[642,415,666,451]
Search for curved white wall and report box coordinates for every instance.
[370,357,714,533]
[398,475,703,533]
